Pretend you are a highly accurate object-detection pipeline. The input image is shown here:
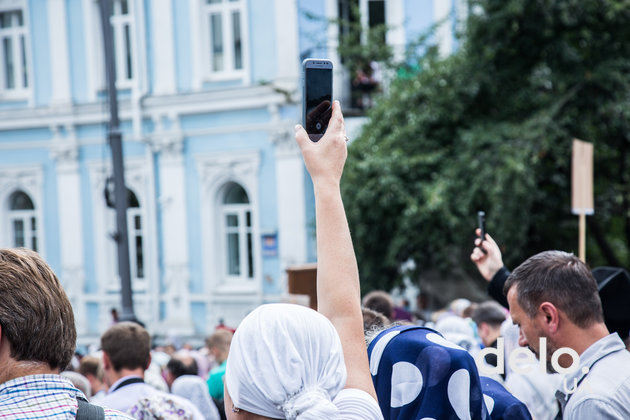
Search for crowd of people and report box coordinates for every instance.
[1,102,629,419]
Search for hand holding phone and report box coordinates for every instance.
[303,59,333,142]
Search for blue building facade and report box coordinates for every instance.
[0,0,463,344]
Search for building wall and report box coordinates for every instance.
[0,0,461,345]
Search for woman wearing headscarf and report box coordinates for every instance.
[367,325,531,420]
[223,101,382,420]
[171,375,221,420]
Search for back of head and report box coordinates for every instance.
[471,301,506,328]
[0,248,76,371]
[101,321,151,371]
[504,250,603,328]
[166,354,198,379]
[362,306,389,333]
[205,329,233,353]
[362,290,393,320]
[225,303,346,419]
[79,355,104,380]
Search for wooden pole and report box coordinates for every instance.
[579,213,586,262]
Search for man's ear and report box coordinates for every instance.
[538,302,559,333]
[478,322,488,337]
[145,353,152,371]
[102,352,111,370]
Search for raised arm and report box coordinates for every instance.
[295,101,377,400]
[470,229,510,308]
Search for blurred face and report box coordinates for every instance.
[507,286,554,372]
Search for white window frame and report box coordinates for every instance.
[8,191,37,251]
[196,151,262,295]
[200,0,249,81]
[220,185,254,283]
[127,195,146,284]
[0,165,45,257]
[89,160,153,295]
[0,1,31,101]
[110,0,137,89]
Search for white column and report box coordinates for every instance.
[150,0,176,94]
[50,125,86,334]
[433,0,454,57]
[325,0,346,103]
[83,0,104,102]
[274,0,299,88]
[272,120,308,293]
[386,0,406,62]
[189,0,203,90]
[47,0,72,105]
[152,115,194,335]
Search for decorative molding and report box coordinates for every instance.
[146,115,184,159]
[271,124,299,157]
[195,150,263,299]
[49,125,80,169]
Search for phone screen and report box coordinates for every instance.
[304,64,332,141]
[477,211,486,241]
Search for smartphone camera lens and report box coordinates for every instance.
[315,122,322,131]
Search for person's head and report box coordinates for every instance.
[78,355,106,393]
[205,329,233,363]
[362,290,394,320]
[100,321,151,384]
[0,248,76,378]
[224,303,346,420]
[504,251,605,368]
[471,301,506,347]
[165,354,198,388]
[449,298,472,318]
[362,306,389,334]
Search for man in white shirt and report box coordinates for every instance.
[94,321,205,419]
[504,251,630,419]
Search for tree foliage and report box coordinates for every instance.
[342,0,630,294]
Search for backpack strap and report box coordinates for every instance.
[76,397,106,420]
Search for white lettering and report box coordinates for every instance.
[551,347,580,374]
[476,337,505,376]
[472,337,582,376]
[508,347,536,374]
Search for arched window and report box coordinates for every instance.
[8,190,37,251]
[221,182,253,280]
[127,189,144,281]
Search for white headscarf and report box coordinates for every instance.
[225,303,347,419]
[171,375,221,420]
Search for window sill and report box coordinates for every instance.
[202,70,247,83]
[213,281,258,295]
[0,89,31,102]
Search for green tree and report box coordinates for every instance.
[343,0,630,296]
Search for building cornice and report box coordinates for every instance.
[0,84,297,131]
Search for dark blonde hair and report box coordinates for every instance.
[205,329,233,353]
[0,248,76,370]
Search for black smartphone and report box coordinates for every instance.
[302,58,333,142]
[477,211,486,242]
